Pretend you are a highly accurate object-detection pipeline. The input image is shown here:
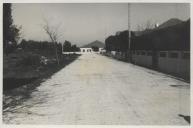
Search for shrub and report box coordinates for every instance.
[20,53,40,66]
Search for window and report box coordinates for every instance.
[169,52,178,58]
[83,49,85,52]
[160,52,167,57]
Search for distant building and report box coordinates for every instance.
[80,40,105,54]
[80,48,93,53]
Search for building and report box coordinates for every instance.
[80,40,105,54]
[80,48,93,53]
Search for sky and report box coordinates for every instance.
[12,3,190,46]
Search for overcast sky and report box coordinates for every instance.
[12,3,190,46]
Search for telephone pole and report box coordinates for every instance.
[128,3,131,62]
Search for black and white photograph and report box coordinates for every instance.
[2,1,191,126]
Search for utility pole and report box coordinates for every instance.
[128,3,131,62]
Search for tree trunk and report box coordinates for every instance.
[54,42,60,65]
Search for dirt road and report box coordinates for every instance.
[3,54,190,125]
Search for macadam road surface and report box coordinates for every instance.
[3,54,190,125]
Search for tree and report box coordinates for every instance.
[145,20,153,30]
[19,39,27,49]
[137,20,154,31]
[71,45,80,52]
[137,24,144,31]
[3,3,21,54]
[118,30,128,52]
[63,40,72,52]
[105,35,118,52]
[92,46,99,52]
[42,19,60,65]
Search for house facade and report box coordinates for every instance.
[80,48,93,53]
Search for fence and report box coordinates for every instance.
[131,50,190,80]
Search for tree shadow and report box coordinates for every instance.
[178,114,190,124]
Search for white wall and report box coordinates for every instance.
[80,48,93,54]
[158,51,190,79]
[131,50,190,79]
[132,51,152,68]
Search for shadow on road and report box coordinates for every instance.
[178,114,190,124]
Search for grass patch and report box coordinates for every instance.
[3,49,80,91]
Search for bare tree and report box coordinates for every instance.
[42,19,61,65]
[137,24,143,31]
[137,20,154,31]
[145,20,153,30]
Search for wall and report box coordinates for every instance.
[131,50,152,68]
[80,48,93,53]
[131,50,190,80]
[104,50,190,80]
[158,51,190,79]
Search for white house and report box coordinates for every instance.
[80,48,93,53]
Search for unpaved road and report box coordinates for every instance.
[3,54,190,125]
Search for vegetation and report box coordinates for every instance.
[131,19,190,51]
[4,38,80,91]
[19,39,62,55]
[105,31,134,52]
[63,40,80,52]
[3,3,81,91]
[105,19,190,52]
[3,47,80,91]
[42,19,61,65]
[91,46,99,52]
[3,3,21,55]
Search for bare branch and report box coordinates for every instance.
[42,18,61,65]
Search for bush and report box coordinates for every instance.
[20,53,40,66]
